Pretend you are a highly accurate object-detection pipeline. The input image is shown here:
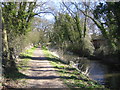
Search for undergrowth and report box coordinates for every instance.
[5,47,36,80]
[3,47,36,88]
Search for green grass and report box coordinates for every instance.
[42,47,105,88]
[18,47,36,71]
[19,47,36,57]
[41,45,48,50]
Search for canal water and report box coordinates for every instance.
[49,48,120,88]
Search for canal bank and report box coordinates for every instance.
[42,47,104,88]
[47,47,120,89]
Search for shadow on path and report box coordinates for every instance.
[13,56,83,80]
[11,52,91,83]
[20,56,67,64]
[22,66,56,68]
[25,75,78,80]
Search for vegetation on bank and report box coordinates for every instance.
[42,47,105,88]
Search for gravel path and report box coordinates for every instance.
[22,48,68,88]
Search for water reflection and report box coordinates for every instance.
[49,48,120,88]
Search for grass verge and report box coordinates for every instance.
[18,47,36,71]
[5,47,36,80]
[42,48,105,88]
[3,47,36,88]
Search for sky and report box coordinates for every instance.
[35,0,107,21]
[0,0,119,2]
[36,0,120,2]
[40,13,55,22]
[35,0,60,21]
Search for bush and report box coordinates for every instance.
[67,36,95,56]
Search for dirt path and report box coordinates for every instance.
[22,48,68,88]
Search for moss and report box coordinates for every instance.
[42,47,105,88]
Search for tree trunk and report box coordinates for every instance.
[2,29,10,68]
[3,29,18,73]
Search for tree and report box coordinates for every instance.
[93,2,120,54]
[2,2,37,72]
[62,1,120,56]
[51,11,94,56]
